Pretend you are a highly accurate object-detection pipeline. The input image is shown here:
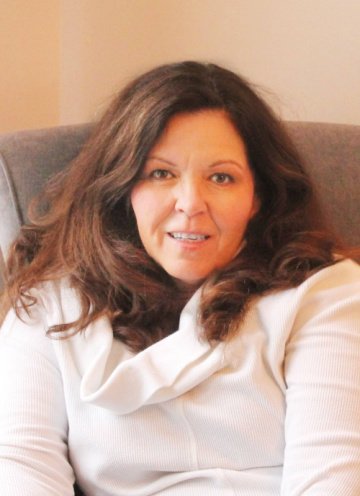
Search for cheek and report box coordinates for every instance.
[130,188,144,221]
[131,184,159,218]
[130,187,169,240]
[130,187,151,240]
[217,195,258,235]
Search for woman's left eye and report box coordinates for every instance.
[210,173,233,184]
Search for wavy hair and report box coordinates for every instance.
[3,61,344,350]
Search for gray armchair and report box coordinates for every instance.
[0,121,359,289]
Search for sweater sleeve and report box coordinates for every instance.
[0,307,75,496]
[281,262,360,495]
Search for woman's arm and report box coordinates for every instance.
[281,262,360,494]
[0,309,76,495]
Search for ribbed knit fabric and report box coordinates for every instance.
[1,259,360,495]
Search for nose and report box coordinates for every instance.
[174,177,207,217]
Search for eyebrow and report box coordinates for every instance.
[146,155,245,170]
[146,156,175,166]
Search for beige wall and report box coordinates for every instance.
[0,0,60,133]
[2,0,360,132]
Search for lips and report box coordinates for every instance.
[168,232,210,241]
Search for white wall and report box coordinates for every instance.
[0,0,60,133]
[2,0,360,132]
[59,0,360,126]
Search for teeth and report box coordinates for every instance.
[170,232,208,241]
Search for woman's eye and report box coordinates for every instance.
[211,173,233,184]
[149,169,172,180]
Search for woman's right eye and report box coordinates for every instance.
[149,169,172,180]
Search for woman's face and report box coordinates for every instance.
[131,110,259,287]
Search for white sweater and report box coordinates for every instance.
[1,259,360,495]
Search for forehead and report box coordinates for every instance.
[149,110,248,159]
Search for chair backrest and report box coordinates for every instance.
[0,121,359,289]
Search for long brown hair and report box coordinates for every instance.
[3,61,344,350]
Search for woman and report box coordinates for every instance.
[1,61,360,495]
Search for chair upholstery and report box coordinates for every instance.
[0,124,93,289]
[0,121,359,289]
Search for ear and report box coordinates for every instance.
[250,194,261,218]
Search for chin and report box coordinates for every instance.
[175,281,204,292]
[172,270,214,289]
[163,262,217,288]
[172,274,206,290]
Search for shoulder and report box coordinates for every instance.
[260,258,359,311]
[0,279,73,371]
[298,258,360,291]
[289,258,360,333]
[22,277,83,328]
[0,278,82,346]
[290,258,360,316]
[252,259,360,345]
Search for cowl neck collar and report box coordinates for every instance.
[77,288,228,414]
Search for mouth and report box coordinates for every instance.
[168,232,210,241]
